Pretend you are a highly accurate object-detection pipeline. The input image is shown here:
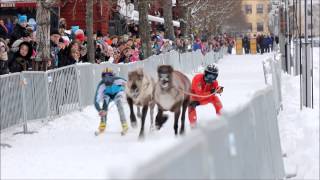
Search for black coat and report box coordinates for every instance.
[8,42,33,73]
[58,48,75,67]
[0,25,9,39]
[0,60,9,75]
[9,24,27,46]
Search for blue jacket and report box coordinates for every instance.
[94,76,126,111]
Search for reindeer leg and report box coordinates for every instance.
[127,97,137,128]
[180,99,189,135]
[174,108,181,136]
[139,105,148,139]
[155,108,164,130]
[149,103,155,131]
[137,106,142,118]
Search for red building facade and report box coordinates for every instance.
[59,0,110,35]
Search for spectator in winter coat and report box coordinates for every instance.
[0,38,9,75]
[0,19,9,40]
[8,41,32,72]
[160,39,172,53]
[192,38,202,52]
[9,15,28,47]
[57,38,69,67]
[259,35,265,54]
[263,36,269,53]
[50,29,61,68]
[242,35,250,54]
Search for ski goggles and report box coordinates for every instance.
[102,72,114,77]
[204,73,218,82]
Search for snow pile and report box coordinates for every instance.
[278,47,319,179]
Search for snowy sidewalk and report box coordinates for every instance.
[1,53,275,179]
[278,48,319,179]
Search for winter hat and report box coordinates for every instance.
[50,29,60,36]
[18,15,27,24]
[97,31,103,38]
[75,33,85,42]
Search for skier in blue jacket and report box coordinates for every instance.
[94,68,128,135]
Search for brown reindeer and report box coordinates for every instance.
[125,68,155,139]
[154,65,191,135]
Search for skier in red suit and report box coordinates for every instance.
[188,64,223,128]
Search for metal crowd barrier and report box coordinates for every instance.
[262,55,283,113]
[124,87,285,179]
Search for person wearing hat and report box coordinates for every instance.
[8,41,33,72]
[0,38,10,75]
[50,29,61,68]
[9,15,29,47]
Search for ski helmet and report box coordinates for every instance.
[204,64,218,83]
[101,67,114,78]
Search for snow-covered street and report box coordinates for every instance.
[1,50,319,179]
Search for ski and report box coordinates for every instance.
[94,130,105,136]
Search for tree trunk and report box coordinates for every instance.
[179,5,188,38]
[138,0,152,59]
[163,0,175,39]
[35,0,51,71]
[86,0,95,63]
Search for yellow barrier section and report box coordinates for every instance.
[236,38,243,55]
[250,38,257,54]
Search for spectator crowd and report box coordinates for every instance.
[0,14,237,75]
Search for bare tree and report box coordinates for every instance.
[86,0,95,63]
[35,0,57,71]
[179,0,240,35]
[138,0,152,59]
[162,0,175,39]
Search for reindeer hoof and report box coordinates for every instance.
[131,121,137,128]
[137,112,142,118]
[150,125,155,132]
[138,133,145,140]
[179,129,185,135]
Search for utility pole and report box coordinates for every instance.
[285,0,292,74]
[279,0,287,72]
[301,0,313,108]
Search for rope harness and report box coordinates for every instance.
[175,87,218,98]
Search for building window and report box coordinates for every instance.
[248,23,252,32]
[244,4,252,14]
[257,22,264,32]
[257,4,264,14]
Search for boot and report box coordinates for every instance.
[121,122,129,136]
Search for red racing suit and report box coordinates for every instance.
[188,74,223,124]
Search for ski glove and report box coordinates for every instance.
[189,101,200,108]
[216,86,224,94]
[211,86,224,94]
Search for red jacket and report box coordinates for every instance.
[191,74,219,98]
